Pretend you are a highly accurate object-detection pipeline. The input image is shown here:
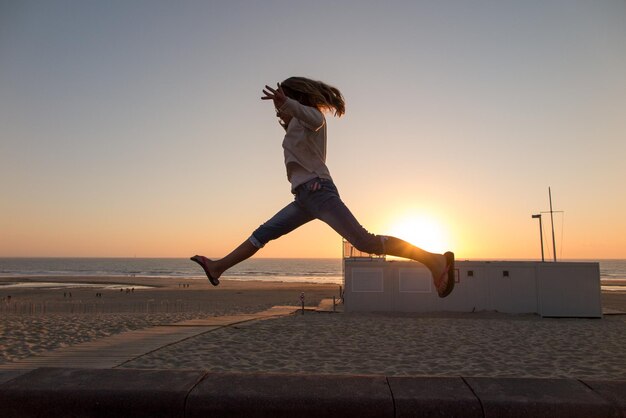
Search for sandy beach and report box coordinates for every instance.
[0,276,339,364]
[1,276,625,380]
[122,310,626,380]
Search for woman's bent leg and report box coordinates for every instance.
[249,201,314,250]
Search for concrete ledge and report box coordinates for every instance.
[582,380,626,417]
[0,370,30,385]
[187,372,393,417]
[0,368,624,418]
[388,376,483,417]
[465,377,620,418]
[0,367,206,418]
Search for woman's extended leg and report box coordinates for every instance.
[324,206,454,296]
[379,236,455,296]
[302,180,454,296]
[191,200,314,285]
[319,202,447,276]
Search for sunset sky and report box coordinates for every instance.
[1,0,625,260]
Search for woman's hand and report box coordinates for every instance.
[263,83,291,129]
[261,83,287,109]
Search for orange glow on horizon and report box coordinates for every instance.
[385,213,450,254]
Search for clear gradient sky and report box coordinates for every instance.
[1,0,625,259]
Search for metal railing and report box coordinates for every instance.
[342,239,385,260]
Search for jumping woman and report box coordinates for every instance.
[192,77,455,297]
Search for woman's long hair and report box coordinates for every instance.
[280,77,345,117]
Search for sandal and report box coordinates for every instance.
[437,252,455,298]
[190,255,220,286]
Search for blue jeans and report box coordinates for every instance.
[250,178,385,254]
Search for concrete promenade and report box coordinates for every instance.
[0,367,624,417]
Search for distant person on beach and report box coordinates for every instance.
[192,77,455,297]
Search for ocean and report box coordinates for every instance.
[0,258,344,284]
[0,258,624,285]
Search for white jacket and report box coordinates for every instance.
[279,97,332,191]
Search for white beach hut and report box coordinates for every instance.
[342,241,602,318]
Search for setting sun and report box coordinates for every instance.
[386,214,449,254]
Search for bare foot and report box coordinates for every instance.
[190,255,221,286]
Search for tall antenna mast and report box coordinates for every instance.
[549,187,557,262]
[533,187,563,262]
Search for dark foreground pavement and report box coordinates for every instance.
[0,368,624,417]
